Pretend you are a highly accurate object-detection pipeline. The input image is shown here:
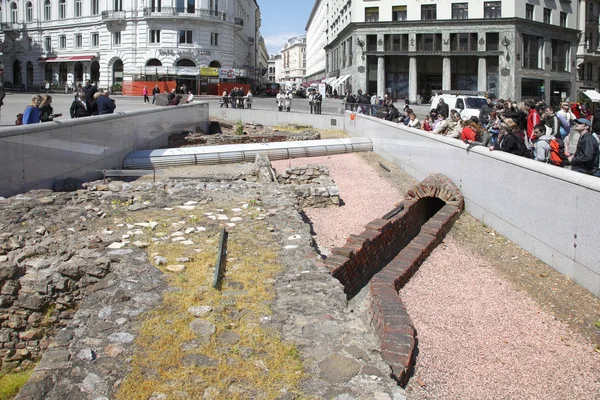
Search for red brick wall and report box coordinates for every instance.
[326,197,445,298]
[321,177,463,386]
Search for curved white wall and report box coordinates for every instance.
[344,113,600,298]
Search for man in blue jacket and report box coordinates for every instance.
[96,90,116,115]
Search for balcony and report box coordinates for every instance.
[234,17,244,27]
[142,7,226,22]
[101,10,126,22]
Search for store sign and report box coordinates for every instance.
[219,69,236,79]
[158,49,211,58]
[200,67,219,77]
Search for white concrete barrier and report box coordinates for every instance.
[343,112,600,298]
[0,103,209,197]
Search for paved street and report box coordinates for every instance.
[0,92,433,127]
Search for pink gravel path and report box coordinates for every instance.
[402,238,600,399]
[271,153,600,399]
[271,154,403,253]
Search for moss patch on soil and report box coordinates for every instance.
[0,369,33,400]
[112,202,309,400]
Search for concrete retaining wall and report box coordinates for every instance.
[343,113,600,298]
[0,103,209,198]
[209,107,344,131]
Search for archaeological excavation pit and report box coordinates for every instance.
[321,174,464,386]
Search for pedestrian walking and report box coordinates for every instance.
[220,90,229,108]
[315,92,322,114]
[152,84,160,104]
[143,86,150,103]
[39,95,62,122]
[97,90,116,115]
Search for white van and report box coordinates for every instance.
[430,94,488,120]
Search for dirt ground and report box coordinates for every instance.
[348,139,600,351]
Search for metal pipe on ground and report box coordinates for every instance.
[213,227,228,289]
[122,138,373,169]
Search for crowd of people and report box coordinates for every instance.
[18,80,115,125]
[219,87,253,109]
[379,96,599,177]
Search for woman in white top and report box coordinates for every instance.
[245,90,253,109]
[557,102,576,156]
[407,113,421,129]
[186,91,194,103]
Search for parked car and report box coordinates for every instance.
[429,94,488,120]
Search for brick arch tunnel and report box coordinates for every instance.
[323,174,464,386]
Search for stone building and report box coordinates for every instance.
[0,0,261,93]
[305,0,328,84]
[279,35,306,86]
[309,0,580,104]
[576,0,600,94]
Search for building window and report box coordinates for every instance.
[421,5,437,20]
[347,38,353,67]
[486,32,499,51]
[113,31,121,46]
[60,35,67,49]
[114,0,122,12]
[452,3,468,20]
[179,30,193,44]
[543,8,551,24]
[417,34,442,51]
[552,40,569,72]
[560,12,567,27]
[10,2,17,23]
[75,34,82,48]
[210,32,219,46]
[392,6,407,21]
[484,1,501,19]
[92,0,99,15]
[75,0,82,17]
[209,0,219,14]
[176,0,195,13]
[523,34,541,69]
[59,0,66,19]
[385,34,409,51]
[151,0,162,12]
[26,2,33,22]
[91,32,99,47]
[44,0,51,20]
[150,29,161,44]
[44,36,52,52]
[365,7,379,22]
[450,33,478,51]
[526,4,534,20]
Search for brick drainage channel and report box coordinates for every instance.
[321,174,465,386]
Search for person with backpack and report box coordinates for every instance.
[22,95,42,125]
[532,124,553,162]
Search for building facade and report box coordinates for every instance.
[280,35,306,85]
[0,0,260,93]
[576,0,600,94]
[304,0,327,83]
[316,0,579,104]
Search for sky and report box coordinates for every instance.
[258,0,313,55]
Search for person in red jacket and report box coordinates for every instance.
[525,100,541,143]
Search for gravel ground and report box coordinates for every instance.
[271,153,407,255]
[402,238,600,399]
[271,151,600,399]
